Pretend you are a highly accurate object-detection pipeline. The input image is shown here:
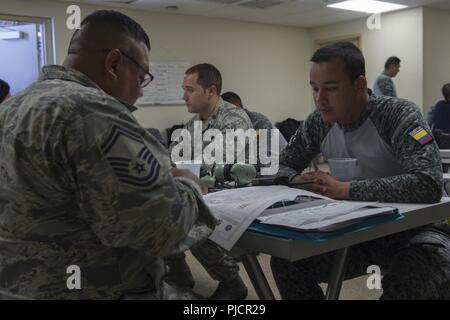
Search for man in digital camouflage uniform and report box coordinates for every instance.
[221,91,287,167]
[221,91,273,132]
[167,64,252,300]
[271,42,450,299]
[0,10,216,300]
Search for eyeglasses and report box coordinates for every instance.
[104,49,154,88]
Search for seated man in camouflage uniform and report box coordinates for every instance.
[221,91,288,161]
[167,64,252,300]
[221,91,273,132]
[271,42,450,299]
[0,10,216,299]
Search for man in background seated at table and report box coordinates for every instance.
[428,83,450,133]
[221,91,288,165]
[271,41,450,299]
[221,91,272,132]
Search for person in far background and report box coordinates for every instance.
[427,83,450,133]
[373,56,401,97]
[0,79,11,103]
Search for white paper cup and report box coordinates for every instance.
[175,161,201,177]
[327,158,359,181]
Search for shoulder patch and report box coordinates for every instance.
[101,125,160,188]
[408,126,433,145]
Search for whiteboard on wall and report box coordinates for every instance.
[136,61,190,106]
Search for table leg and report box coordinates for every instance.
[325,247,349,300]
[240,253,276,300]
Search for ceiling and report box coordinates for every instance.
[58,0,450,28]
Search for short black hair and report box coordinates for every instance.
[442,83,450,101]
[310,41,365,82]
[221,91,242,107]
[68,10,150,53]
[185,63,222,95]
[0,79,10,103]
[385,56,401,69]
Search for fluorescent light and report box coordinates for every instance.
[327,0,407,14]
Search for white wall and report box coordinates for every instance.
[310,8,424,109]
[423,7,450,111]
[0,0,313,132]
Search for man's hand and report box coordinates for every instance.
[172,168,209,195]
[291,171,350,199]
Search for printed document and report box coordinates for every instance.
[204,186,330,250]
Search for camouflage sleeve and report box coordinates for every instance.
[350,99,443,203]
[222,109,253,131]
[377,77,396,97]
[251,113,273,131]
[220,109,254,166]
[251,113,275,171]
[277,111,330,178]
[64,111,216,257]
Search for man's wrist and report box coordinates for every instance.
[289,173,301,182]
[339,181,351,199]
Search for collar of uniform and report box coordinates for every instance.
[118,100,138,112]
[40,65,101,89]
[40,65,137,113]
[338,90,375,132]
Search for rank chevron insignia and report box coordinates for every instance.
[101,125,160,188]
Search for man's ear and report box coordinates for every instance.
[206,85,217,97]
[104,49,122,81]
[355,75,367,91]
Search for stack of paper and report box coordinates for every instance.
[257,201,397,232]
[203,186,330,250]
[204,186,400,250]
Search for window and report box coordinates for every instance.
[0,14,54,95]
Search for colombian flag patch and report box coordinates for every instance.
[409,126,433,145]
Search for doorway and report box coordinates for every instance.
[0,14,54,95]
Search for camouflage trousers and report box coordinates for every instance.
[167,239,240,283]
[271,222,450,299]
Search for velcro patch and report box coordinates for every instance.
[409,126,433,145]
[101,125,160,188]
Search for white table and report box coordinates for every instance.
[233,198,450,300]
[440,149,450,167]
